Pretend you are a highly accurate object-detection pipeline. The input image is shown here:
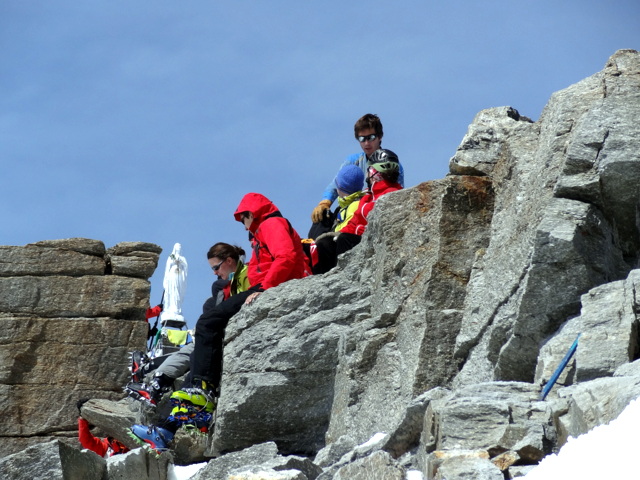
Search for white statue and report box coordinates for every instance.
[160,243,187,325]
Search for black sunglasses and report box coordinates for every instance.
[211,259,224,272]
[357,134,377,143]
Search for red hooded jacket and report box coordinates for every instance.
[234,193,309,289]
[340,178,402,236]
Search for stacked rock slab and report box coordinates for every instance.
[0,238,160,455]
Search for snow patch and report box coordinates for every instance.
[167,461,207,480]
[524,397,640,479]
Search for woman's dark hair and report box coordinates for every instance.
[206,243,245,261]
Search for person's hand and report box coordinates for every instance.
[315,231,339,242]
[311,200,332,223]
[244,292,262,305]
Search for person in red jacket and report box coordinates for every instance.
[313,149,403,273]
[187,193,309,399]
[77,399,129,457]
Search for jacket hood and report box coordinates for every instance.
[234,193,280,230]
[371,177,402,195]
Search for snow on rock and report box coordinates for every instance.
[524,397,640,479]
[168,461,207,480]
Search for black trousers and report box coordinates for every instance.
[312,233,362,274]
[190,287,260,389]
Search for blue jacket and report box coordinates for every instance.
[322,152,405,203]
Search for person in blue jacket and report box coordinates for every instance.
[310,113,405,223]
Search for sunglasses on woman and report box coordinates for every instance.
[211,259,224,272]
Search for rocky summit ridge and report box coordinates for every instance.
[1,49,639,480]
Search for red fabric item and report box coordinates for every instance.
[234,193,309,289]
[310,243,319,267]
[78,418,129,457]
[145,305,162,319]
[78,417,109,457]
[340,179,402,235]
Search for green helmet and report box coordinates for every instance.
[368,149,399,173]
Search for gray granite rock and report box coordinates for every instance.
[193,442,279,480]
[213,174,496,455]
[416,382,554,471]
[454,51,638,388]
[30,238,107,256]
[574,270,640,381]
[0,275,151,318]
[81,398,144,450]
[332,451,405,480]
[314,436,356,468]
[0,440,106,480]
[246,455,322,480]
[106,447,171,480]
[106,241,162,279]
[614,359,640,377]
[0,244,106,276]
[555,375,640,446]
[227,469,308,480]
[0,238,156,455]
[434,455,503,480]
[0,319,146,450]
[381,387,450,459]
[449,106,534,176]
[535,268,640,393]
[171,427,209,466]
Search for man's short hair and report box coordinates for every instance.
[354,113,383,139]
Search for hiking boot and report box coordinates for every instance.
[129,424,174,451]
[125,382,161,407]
[170,387,215,413]
[129,351,149,383]
[125,371,173,407]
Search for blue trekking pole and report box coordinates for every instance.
[539,333,581,401]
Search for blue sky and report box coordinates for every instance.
[1,1,638,327]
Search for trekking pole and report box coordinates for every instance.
[539,333,581,401]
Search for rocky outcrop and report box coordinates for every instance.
[0,238,160,455]
[209,49,640,477]
[1,50,639,480]
[212,174,495,456]
[0,440,107,480]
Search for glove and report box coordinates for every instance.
[311,200,332,223]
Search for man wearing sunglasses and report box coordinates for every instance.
[310,113,405,224]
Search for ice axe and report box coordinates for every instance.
[539,333,581,401]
